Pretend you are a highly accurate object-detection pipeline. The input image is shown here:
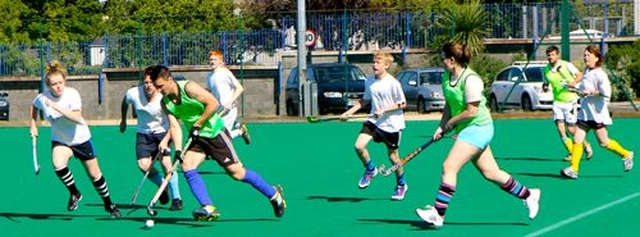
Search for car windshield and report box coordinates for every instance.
[523,67,545,82]
[419,71,443,85]
[315,66,367,83]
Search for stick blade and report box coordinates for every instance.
[306,115,321,123]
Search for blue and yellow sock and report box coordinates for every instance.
[184,170,212,205]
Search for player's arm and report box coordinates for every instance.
[341,98,369,119]
[184,81,220,128]
[567,63,584,87]
[119,94,129,133]
[161,102,182,152]
[46,100,85,125]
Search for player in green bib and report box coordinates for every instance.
[150,65,286,221]
[543,46,593,161]
[415,43,540,228]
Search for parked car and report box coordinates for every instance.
[286,63,367,115]
[0,92,9,120]
[489,61,553,111]
[396,67,445,113]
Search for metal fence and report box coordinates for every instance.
[0,1,634,77]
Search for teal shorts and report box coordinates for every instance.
[456,123,494,149]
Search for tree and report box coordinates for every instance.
[436,0,488,55]
[0,0,31,43]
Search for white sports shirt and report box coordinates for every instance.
[207,68,239,108]
[577,67,612,125]
[363,73,406,133]
[124,86,169,134]
[32,87,91,145]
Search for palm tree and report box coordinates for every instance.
[437,0,488,55]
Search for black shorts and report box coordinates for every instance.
[190,130,238,167]
[136,132,168,159]
[577,120,606,130]
[52,140,97,161]
[360,121,401,150]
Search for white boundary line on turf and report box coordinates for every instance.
[524,192,640,237]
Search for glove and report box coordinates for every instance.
[174,150,184,163]
[189,126,201,139]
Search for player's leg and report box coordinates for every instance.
[181,145,218,221]
[75,141,120,218]
[416,138,477,227]
[51,143,81,211]
[474,146,540,219]
[592,126,634,172]
[159,153,183,210]
[379,129,407,200]
[356,122,377,189]
[137,133,169,205]
[210,130,285,217]
[565,102,593,160]
[562,121,588,179]
[553,103,573,159]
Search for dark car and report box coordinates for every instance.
[396,67,445,113]
[0,92,9,120]
[286,63,368,115]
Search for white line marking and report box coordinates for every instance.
[525,192,640,237]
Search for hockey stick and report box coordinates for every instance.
[146,137,192,216]
[129,149,167,208]
[378,139,436,176]
[306,114,371,123]
[31,136,40,175]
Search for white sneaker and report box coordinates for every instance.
[623,152,634,172]
[560,167,578,179]
[415,205,444,227]
[524,189,541,219]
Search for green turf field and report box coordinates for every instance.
[1,118,639,237]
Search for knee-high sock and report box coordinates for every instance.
[92,176,113,206]
[242,169,276,199]
[149,173,163,186]
[562,137,573,154]
[605,139,631,158]
[434,183,456,216]
[500,176,530,199]
[570,142,584,172]
[55,167,80,195]
[168,170,181,200]
[184,170,212,206]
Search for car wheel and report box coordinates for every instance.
[521,94,533,111]
[489,94,499,112]
[286,100,298,116]
[417,97,427,114]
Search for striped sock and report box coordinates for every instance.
[500,176,530,199]
[184,170,212,205]
[434,183,456,216]
[242,169,276,198]
[55,167,80,195]
[92,176,113,206]
[605,139,631,158]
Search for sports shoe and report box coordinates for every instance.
[67,193,83,211]
[524,189,541,219]
[240,123,251,145]
[560,167,578,179]
[623,151,634,172]
[169,198,183,211]
[192,205,221,222]
[415,205,444,228]
[358,168,378,189]
[159,189,169,205]
[105,204,121,218]
[270,185,286,218]
[391,184,408,201]
[585,142,594,160]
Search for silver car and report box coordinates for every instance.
[397,67,445,113]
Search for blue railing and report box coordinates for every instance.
[0,2,634,77]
